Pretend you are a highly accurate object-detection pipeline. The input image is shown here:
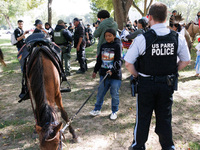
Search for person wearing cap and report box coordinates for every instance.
[125,3,190,150]
[73,17,88,74]
[33,19,44,33]
[53,20,73,76]
[93,10,118,55]
[169,10,177,27]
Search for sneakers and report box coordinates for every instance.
[110,112,117,120]
[89,110,101,116]
[89,110,117,120]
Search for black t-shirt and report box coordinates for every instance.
[94,38,122,80]
[74,23,85,48]
[14,28,24,49]
[68,26,74,33]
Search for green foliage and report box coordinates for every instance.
[188,142,200,150]
[0,0,44,27]
[89,0,114,21]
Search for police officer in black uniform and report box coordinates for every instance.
[73,18,87,74]
[125,3,190,150]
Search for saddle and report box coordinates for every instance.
[18,33,71,103]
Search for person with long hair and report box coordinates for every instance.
[126,18,148,40]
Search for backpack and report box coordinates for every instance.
[11,28,22,45]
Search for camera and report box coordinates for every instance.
[93,20,100,27]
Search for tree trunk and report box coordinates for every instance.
[3,13,12,29]
[48,0,53,26]
[112,0,132,30]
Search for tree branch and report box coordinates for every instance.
[147,0,153,12]
[132,1,143,16]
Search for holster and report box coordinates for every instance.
[167,73,179,91]
[130,76,138,97]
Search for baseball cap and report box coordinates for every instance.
[73,18,80,22]
[57,20,67,25]
[34,19,42,26]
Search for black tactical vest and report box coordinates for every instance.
[137,29,178,76]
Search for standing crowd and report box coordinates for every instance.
[12,2,200,150]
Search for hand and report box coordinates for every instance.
[25,30,29,34]
[92,72,96,78]
[22,35,25,39]
[76,45,80,51]
[87,40,90,44]
[106,70,112,76]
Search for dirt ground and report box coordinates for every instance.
[0,42,200,150]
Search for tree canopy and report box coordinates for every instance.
[0,0,44,29]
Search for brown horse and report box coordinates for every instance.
[27,45,77,150]
[0,48,6,66]
[186,22,200,42]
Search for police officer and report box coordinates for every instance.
[73,18,87,74]
[125,3,190,150]
[54,20,72,76]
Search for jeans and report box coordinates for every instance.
[94,76,121,113]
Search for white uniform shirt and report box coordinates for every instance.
[125,23,191,65]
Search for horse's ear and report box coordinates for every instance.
[53,122,63,134]
[35,125,42,133]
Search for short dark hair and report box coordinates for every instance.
[149,3,167,22]
[73,18,80,22]
[134,20,138,24]
[97,10,110,19]
[172,10,177,13]
[104,28,116,37]
[18,20,23,24]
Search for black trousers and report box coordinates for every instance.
[131,77,174,150]
[77,45,87,72]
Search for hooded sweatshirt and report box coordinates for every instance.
[94,38,122,80]
[93,18,118,55]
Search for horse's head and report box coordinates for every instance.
[0,48,6,67]
[36,122,63,150]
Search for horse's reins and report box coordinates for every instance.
[58,73,110,149]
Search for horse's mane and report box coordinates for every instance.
[30,49,56,144]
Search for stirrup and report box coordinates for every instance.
[18,92,30,103]
[60,88,71,93]
[60,73,71,93]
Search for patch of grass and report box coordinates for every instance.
[0,119,30,129]
[0,39,10,45]
[188,142,200,150]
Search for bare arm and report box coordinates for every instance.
[125,61,138,77]
[178,60,190,71]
